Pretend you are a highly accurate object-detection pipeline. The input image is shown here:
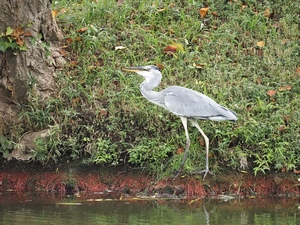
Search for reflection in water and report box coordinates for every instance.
[0,194,299,225]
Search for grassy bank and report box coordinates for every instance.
[3,0,300,178]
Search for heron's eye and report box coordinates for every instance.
[152,66,161,72]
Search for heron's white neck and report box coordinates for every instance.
[139,76,166,108]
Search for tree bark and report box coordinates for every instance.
[0,0,64,124]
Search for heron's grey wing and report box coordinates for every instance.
[163,86,235,120]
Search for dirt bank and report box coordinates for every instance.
[0,161,299,198]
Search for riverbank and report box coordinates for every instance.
[1,161,299,198]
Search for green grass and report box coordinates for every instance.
[4,0,299,177]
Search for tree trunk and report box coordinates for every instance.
[0,0,65,160]
[0,0,64,125]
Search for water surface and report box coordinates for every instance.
[0,194,299,225]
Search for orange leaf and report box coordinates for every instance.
[52,10,58,18]
[278,125,286,131]
[263,8,274,19]
[279,85,291,91]
[177,148,184,154]
[100,109,108,116]
[156,63,165,70]
[267,90,276,96]
[16,38,24,46]
[12,27,24,39]
[211,11,218,17]
[163,45,177,54]
[241,5,247,10]
[296,67,300,75]
[199,7,209,18]
[257,41,265,47]
[60,8,67,13]
[78,27,87,33]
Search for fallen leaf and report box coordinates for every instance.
[263,8,274,19]
[267,90,276,96]
[256,76,262,84]
[163,45,177,54]
[60,8,67,13]
[177,148,184,154]
[77,27,87,33]
[172,42,184,52]
[65,37,73,44]
[279,85,291,91]
[100,109,107,116]
[211,11,218,17]
[296,67,300,75]
[282,39,289,44]
[278,125,286,131]
[58,49,67,56]
[199,7,209,18]
[72,98,80,105]
[257,48,263,56]
[157,8,165,12]
[52,10,58,18]
[257,41,265,47]
[156,63,165,70]
[115,46,126,50]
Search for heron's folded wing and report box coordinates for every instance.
[163,86,223,119]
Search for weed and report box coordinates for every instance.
[3,0,299,177]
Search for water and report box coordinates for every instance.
[0,194,299,225]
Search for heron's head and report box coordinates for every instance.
[122,65,161,79]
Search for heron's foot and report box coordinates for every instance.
[191,169,213,181]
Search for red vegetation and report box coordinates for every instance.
[0,168,299,198]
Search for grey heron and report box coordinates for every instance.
[122,65,237,180]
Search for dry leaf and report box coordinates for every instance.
[163,45,177,54]
[279,85,291,91]
[65,37,73,44]
[60,8,67,13]
[100,109,107,116]
[16,38,24,46]
[172,42,184,52]
[78,27,87,33]
[267,90,276,96]
[157,8,165,12]
[263,8,274,19]
[115,46,126,50]
[257,48,263,56]
[296,67,300,75]
[257,41,265,47]
[156,63,165,70]
[52,10,58,18]
[241,5,247,10]
[256,76,262,84]
[211,11,218,17]
[278,125,286,131]
[199,7,209,18]
[177,148,184,154]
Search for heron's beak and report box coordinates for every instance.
[122,66,148,72]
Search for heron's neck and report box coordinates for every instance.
[139,77,165,107]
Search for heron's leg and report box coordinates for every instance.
[190,119,212,180]
[173,116,190,180]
